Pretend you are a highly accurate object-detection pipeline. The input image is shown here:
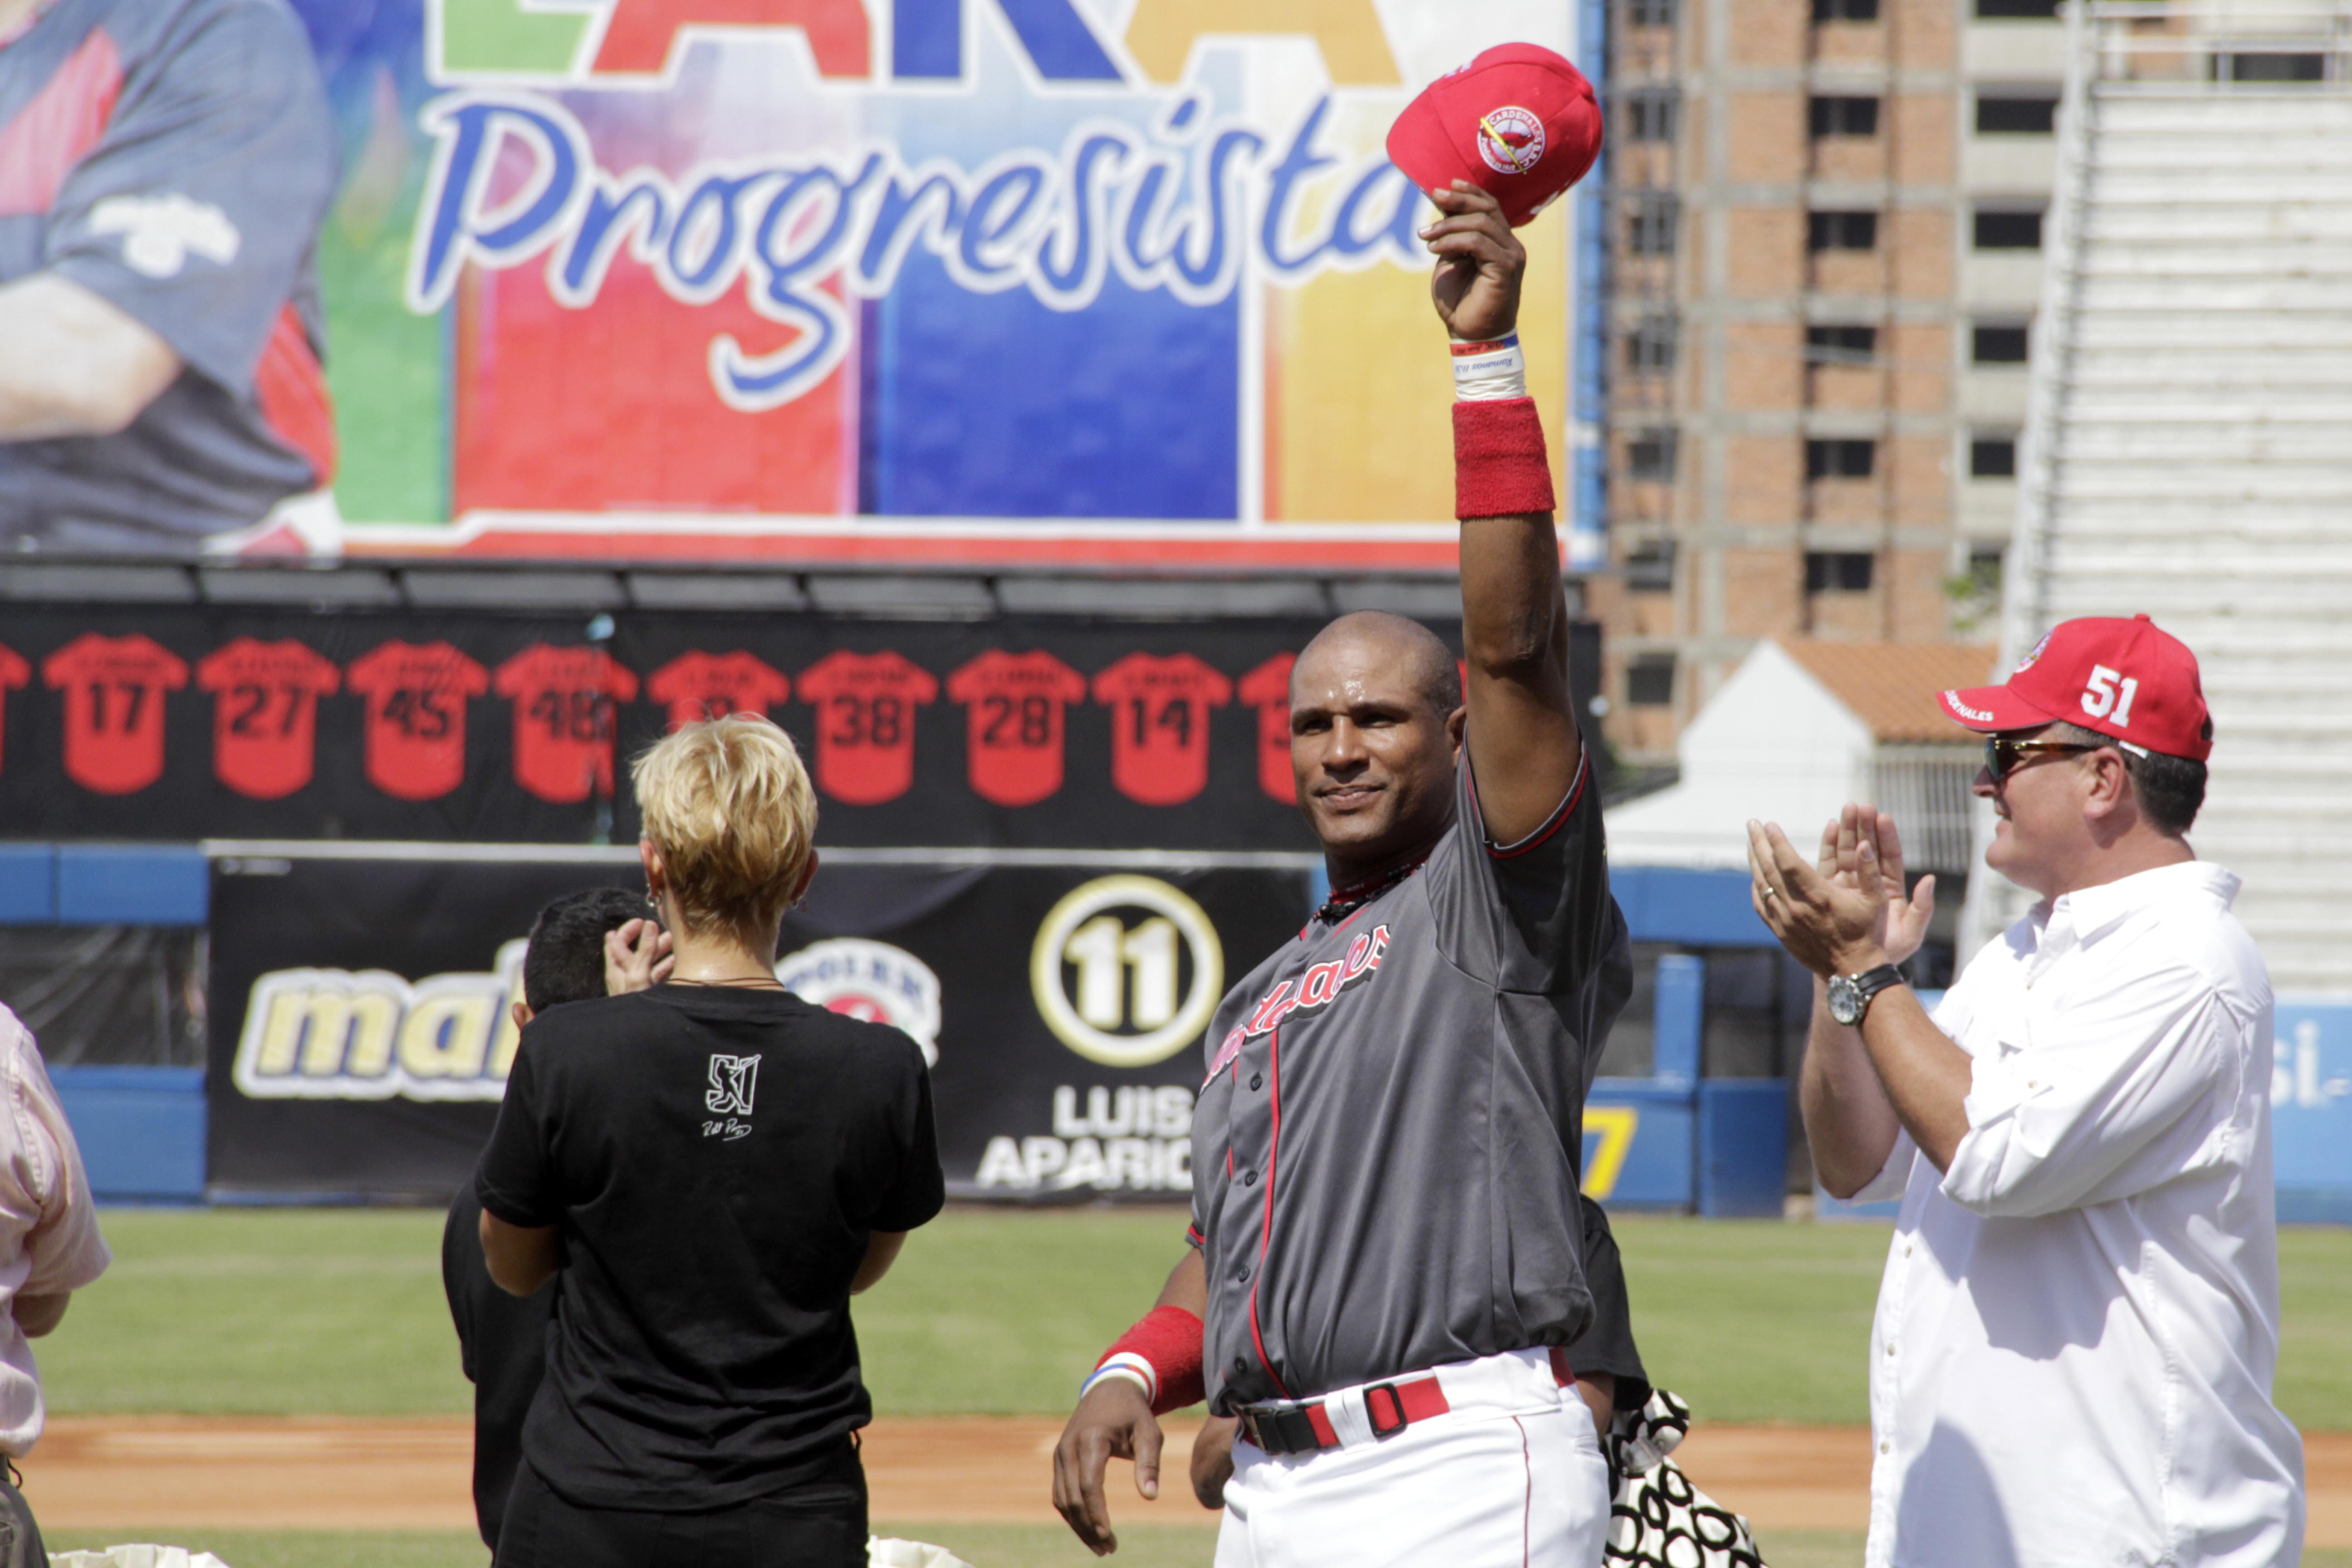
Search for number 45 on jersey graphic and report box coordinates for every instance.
[706,1053,761,1117]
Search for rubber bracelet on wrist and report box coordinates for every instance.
[1080,1360,1154,1402]
[1453,397,1556,519]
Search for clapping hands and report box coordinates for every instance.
[1747,804,1935,978]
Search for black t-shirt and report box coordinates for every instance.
[440,1186,552,1547]
[475,985,946,1511]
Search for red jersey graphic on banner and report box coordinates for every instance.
[196,639,341,800]
[1091,652,1232,806]
[346,641,490,802]
[797,651,936,805]
[494,646,640,804]
[647,651,791,731]
[0,644,25,778]
[1238,652,1298,805]
[946,650,1087,808]
[39,634,188,795]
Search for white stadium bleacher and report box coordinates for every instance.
[1970,0,2352,993]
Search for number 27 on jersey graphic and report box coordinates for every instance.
[704,1053,761,1141]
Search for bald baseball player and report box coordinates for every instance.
[1051,180,1631,1568]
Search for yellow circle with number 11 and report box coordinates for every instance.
[1029,875,1225,1067]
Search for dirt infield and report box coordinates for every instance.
[20,1416,2350,1544]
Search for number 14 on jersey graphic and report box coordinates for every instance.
[704,1053,760,1141]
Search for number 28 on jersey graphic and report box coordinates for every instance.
[1031,877,1223,1068]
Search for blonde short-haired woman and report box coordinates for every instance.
[477,714,944,1567]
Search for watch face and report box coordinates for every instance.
[1826,975,1862,1026]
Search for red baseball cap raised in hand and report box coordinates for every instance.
[1385,43,1603,229]
[1939,614,2214,761]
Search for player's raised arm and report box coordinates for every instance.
[1421,181,1582,843]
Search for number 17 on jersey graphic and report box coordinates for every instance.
[704,1053,760,1141]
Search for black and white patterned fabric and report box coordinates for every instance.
[1602,1390,1767,1568]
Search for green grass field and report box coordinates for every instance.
[34,1207,2352,1568]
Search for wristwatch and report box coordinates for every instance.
[1825,964,1906,1027]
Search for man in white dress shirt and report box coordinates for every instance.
[0,1002,113,1565]
[1745,614,2304,1568]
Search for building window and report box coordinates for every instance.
[1628,0,1677,26]
[1627,193,1680,256]
[1975,94,2059,134]
[1813,0,1880,20]
[2215,52,2326,82]
[1973,322,2030,363]
[1627,428,1679,480]
[1627,315,1679,372]
[1624,539,1677,592]
[1970,435,2018,477]
[1806,324,1877,365]
[1625,89,1680,143]
[1973,208,2044,249]
[1806,552,1876,593]
[1806,438,1877,479]
[1967,546,2005,597]
[1809,95,1881,137]
[1808,210,1879,251]
[1974,0,2058,16]
[1627,655,1677,707]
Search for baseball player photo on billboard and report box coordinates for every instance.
[0,0,341,554]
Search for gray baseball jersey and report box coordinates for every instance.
[1190,745,1632,1412]
[0,0,338,550]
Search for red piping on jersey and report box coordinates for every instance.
[0,28,122,216]
[1244,1025,1292,1400]
[1473,748,1589,861]
[1514,1415,1534,1568]
[253,306,338,484]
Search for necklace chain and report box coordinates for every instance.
[1315,856,1429,926]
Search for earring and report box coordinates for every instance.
[645,888,660,910]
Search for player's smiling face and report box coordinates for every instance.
[1287,624,1464,880]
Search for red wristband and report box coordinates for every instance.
[1454,397,1557,520]
[1097,1304,1205,1416]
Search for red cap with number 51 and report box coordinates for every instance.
[1938,614,2213,761]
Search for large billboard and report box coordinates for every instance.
[2,0,1589,566]
[206,850,1311,1199]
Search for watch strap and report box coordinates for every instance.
[1847,963,1906,1010]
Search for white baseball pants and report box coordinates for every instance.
[1213,1349,1611,1568]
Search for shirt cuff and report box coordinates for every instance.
[1960,1050,2052,1130]
[475,1179,554,1231]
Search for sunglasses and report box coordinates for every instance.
[1983,737,2102,783]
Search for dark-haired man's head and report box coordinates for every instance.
[1286,611,1465,884]
[519,887,653,1022]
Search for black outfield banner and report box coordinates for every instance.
[208,849,1310,1200]
[0,604,1599,850]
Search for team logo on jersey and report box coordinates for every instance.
[776,938,942,1065]
[1204,924,1391,1086]
[232,941,527,1102]
[1475,107,1545,175]
[90,194,241,279]
[1031,876,1223,1068]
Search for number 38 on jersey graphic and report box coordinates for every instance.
[1031,876,1223,1069]
[704,1053,761,1140]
